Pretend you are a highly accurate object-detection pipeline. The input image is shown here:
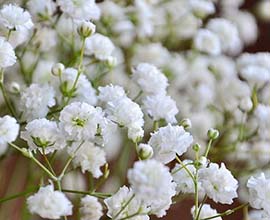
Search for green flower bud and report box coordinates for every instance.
[207,128,219,140]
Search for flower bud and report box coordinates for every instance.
[8,82,20,94]
[77,21,96,38]
[239,97,253,112]
[207,128,219,140]
[192,143,201,152]
[198,156,208,167]
[180,118,192,130]
[138,144,153,160]
[105,56,117,69]
[51,63,65,76]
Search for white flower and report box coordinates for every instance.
[104,186,150,220]
[143,94,178,123]
[0,37,16,68]
[193,29,221,56]
[0,115,19,155]
[98,84,127,104]
[248,210,270,220]
[254,104,270,129]
[0,4,33,30]
[53,67,97,105]
[191,204,222,220]
[21,118,65,154]
[148,124,193,164]
[80,195,103,220]
[199,163,238,204]
[206,18,242,54]
[247,173,270,215]
[27,0,56,18]
[137,143,153,160]
[57,0,100,20]
[190,0,215,17]
[172,160,204,195]
[105,97,144,141]
[27,184,73,219]
[68,141,106,178]
[33,27,57,52]
[127,159,176,217]
[19,83,56,122]
[132,63,168,95]
[85,33,115,60]
[59,102,102,141]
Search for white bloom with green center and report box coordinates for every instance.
[191,204,222,220]
[80,195,103,220]
[0,37,16,68]
[148,124,193,164]
[0,4,33,30]
[21,118,65,154]
[199,163,238,204]
[104,186,149,220]
[27,184,73,219]
[60,102,103,142]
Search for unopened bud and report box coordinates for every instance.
[207,128,219,140]
[239,97,253,112]
[77,21,96,38]
[192,143,201,152]
[21,148,33,158]
[51,63,65,76]
[8,82,20,94]
[138,144,153,160]
[180,118,192,130]
[105,56,117,69]
[198,156,208,167]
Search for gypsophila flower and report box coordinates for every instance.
[68,141,106,178]
[27,0,56,18]
[248,210,270,220]
[193,29,221,56]
[19,83,56,122]
[0,37,16,68]
[27,184,73,219]
[191,204,222,220]
[21,118,65,154]
[206,18,242,54]
[57,0,100,20]
[199,163,238,204]
[0,4,33,30]
[148,124,193,164]
[105,97,144,142]
[85,33,115,61]
[142,94,179,124]
[98,84,127,104]
[128,159,176,217]
[80,195,103,220]
[0,115,19,155]
[59,102,103,141]
[104,186,150,220]
[172,160,204,196]
[132,63,168,95]
[247,173,270,216]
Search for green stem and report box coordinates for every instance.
[112,194,135,220]
[195,195,208,220]
[61,189,111,199]
[42,148,56,176]
[0,70,16,117]
[0,187,38,204]
[153,121,159,131]
[201,203,249,220]
[9,143,58,181]
[175,154,195,183]
[204,139,213,158]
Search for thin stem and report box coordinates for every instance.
[204,139,213,158]
[175,154,195,183]
[201,203,249,220]
[153,121,159,131]
[195,195,208,220]
[42,148,56,176]
[118,211,148,220]
[9,143,58,181]
[194,169,199,218]
[112,194,135,220]
[0,187,38,204]
[61,189,111,199]
[0,70,16,117]
[171,163,194,174]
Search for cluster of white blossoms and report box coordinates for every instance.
[0,0,270,220]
